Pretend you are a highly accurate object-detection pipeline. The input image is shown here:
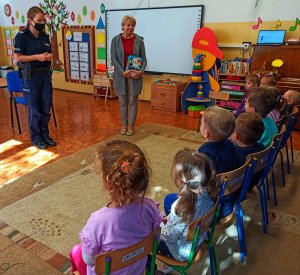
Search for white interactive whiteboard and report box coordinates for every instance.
[106,6,204,75]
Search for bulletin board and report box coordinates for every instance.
[62,26,95,84]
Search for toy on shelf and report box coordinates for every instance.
[191,54,202,82]
[196,84,204,99]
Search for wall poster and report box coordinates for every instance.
[62,26,95,84]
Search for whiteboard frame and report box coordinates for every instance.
[106,5,204,75]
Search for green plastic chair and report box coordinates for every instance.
[156,189,225,275]
[94,227,160,275]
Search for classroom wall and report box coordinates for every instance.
[0,0,299,100]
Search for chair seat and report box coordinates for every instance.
[14,96,26,105]
[156,243,206,266]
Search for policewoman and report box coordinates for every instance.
[14,6,56,149]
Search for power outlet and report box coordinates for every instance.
[242,42,251,50]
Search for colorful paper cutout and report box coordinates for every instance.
[252,17,262,30]
[289,17,300,31]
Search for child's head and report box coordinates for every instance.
[233,112,265,146]
[246,87,277,117]
[245,74,260,92]
[95,140,151,205]
[200,106,235,141]
[260,74,277,87]
[171,149,217,222]
[283,90,300,106]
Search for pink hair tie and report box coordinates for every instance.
[120,161,130,173]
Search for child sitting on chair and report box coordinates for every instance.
[69,140,162,275]
[245,88,278,148]
[198,106,239,219]
[233,74,260,117]
[260,75,286,121]
[283,89,300,116]
[232,112,265,190]
[158,149,217,263]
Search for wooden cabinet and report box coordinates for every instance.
[151,81,187,112]
[251,45,300,79]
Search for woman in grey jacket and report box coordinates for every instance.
[111,15,147,136]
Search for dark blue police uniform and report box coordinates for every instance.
[14,29,53,146]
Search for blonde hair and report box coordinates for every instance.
[94,140,151,205]
[202,106,235,141]
[284,90,300,106]
[121,15,136,28]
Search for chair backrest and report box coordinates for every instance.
[246,144,277,184]
[6,71,23,93]
[216,158,253,197]
[209,90,230,102]
[280,107,298,146]
[186,197,219,241]
[94,227,160,274]
[272,125,286,161]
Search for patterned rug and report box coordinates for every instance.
[1,123,300,274]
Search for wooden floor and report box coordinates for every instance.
[1,88,300,185]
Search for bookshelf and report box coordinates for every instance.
[217,74,246,110]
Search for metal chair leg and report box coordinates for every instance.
[271,166,277,206]
[51,103,58,128]
[10,97,14,128]
[279,151,285,186]
[285,144,291,174]
[290,135,294,163]
[13,101,22,134]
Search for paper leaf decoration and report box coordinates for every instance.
[15,11,19,19]
[90,10,95,21]
[100,3,105,14]
[70,11,75,22]
[21,15,25,24]
[11,16,15,25]
[77,14,82,24]
[82,5,87,16]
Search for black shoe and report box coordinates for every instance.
[33,141,48,149]
[44,137,57,147]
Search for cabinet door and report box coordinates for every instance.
[151,87,165,106]
[163,88,177,109]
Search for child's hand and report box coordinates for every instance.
[162,216,168,224]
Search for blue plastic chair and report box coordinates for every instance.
[266,126,286,206]
[246,144,277,234]
[216,158,254,263]
[6,71,57,134]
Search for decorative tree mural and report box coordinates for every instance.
[39,0,70,70]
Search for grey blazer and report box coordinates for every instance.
[110,34,147,96]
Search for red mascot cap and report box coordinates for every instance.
[192,27,223,59]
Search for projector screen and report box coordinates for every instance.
[105,6,204,75]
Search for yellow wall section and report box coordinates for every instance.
[1,20,299,100]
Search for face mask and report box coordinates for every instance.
[32,20,45,32]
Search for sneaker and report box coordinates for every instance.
[158,264,174,274]
[44,137,57,147]
[33,141,48,149]
[126,130,134,136]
